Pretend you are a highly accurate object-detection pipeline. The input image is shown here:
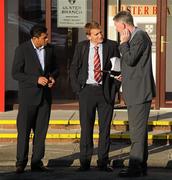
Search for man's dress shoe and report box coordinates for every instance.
[76,165,90,172]
[16,166,25,173]
[118,167,147,177]
[31,165,51,172]
[98,165,113,172]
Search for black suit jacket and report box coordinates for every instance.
[12,40,59,105]
[119,28,156,105]
[70,39,120,104]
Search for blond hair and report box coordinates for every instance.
[84,21,101,35]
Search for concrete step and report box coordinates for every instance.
[0,128,172,144]
[0,110,172,144]
[1,119,172,131]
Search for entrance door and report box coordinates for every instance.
[6,0,93,109]
[49,0,93,101]
[156,0,172,108]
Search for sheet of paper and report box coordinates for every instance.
[110,57,121,72]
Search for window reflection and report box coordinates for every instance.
[7,0,45,105]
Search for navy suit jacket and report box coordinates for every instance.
[70,39,121,104]
[12,40,59,105]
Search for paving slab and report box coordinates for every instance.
[1,142,172,169]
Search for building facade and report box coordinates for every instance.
[0,0,171,111]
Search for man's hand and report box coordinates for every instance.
[120,29,130,44]
[114,75,122,82]
[48,77,55,88]
[38,76,49,86]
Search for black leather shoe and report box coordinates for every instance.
[16,166,25,173]
[98,165,113,172]
[141,165,147,176]
[76,166,90,172]
[118,167,146,177]
[31,165,51,172]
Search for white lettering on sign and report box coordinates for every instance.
[57,0,87,28]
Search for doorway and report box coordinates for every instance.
[156,0,172,108]
[6,0,93,109]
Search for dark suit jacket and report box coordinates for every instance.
[119,28,156,106]
[12,40,59,105]
[70,39,121,104]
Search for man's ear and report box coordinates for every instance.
[86,35,91,40]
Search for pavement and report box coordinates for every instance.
[0,142,172,179]
[0,109,172,179]
[0,166,172,180]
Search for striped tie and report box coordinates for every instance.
[94,46,101,83]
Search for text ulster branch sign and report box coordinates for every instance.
[57,0,87,28]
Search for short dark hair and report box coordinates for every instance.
[113,11,134,26]
[84,21,101,35]
[30,24,47,38]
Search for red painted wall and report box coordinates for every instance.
[0,0,5,112]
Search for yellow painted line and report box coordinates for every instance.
[59,134,76,139]
[156,121,171,126]
[148,121,154,125]
[69,120,98,125]
[49,120,69,125]
[0,134,17,138]
[46,134,77,139]
[69,120,80,125]
[95,120,99,125]
[1,119,172,126]
[121,134,130,139]
[110,134,121,138]
[76,134,81,138]
[93,134,99,138]
[112,120,128,125]
[0,133,172,140]
[148,134,167,140]
[148,134,153,140]
[0,120,16,124]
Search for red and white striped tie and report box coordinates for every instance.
[94,46,101,83]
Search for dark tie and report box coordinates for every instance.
[94,46,101,83]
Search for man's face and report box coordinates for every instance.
[87,28,104,45]
[114,21,126,33]
[36,33,48,47]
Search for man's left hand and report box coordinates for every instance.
[48,77,55,88]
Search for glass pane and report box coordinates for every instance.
[107,0,118,41]
[166,1,172,101]
[6,0,45,104]
[51,0,92,100]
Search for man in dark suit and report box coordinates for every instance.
[70,21,120,172]
[113,11,156,177]
[12,24,58,173]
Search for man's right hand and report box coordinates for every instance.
[120,29,131,44]
[38,76,49,86]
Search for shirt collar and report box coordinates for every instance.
[89,42,102,49]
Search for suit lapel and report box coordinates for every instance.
[28,41,44,73]
[82,41,89,72]
[102,41,108,69]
